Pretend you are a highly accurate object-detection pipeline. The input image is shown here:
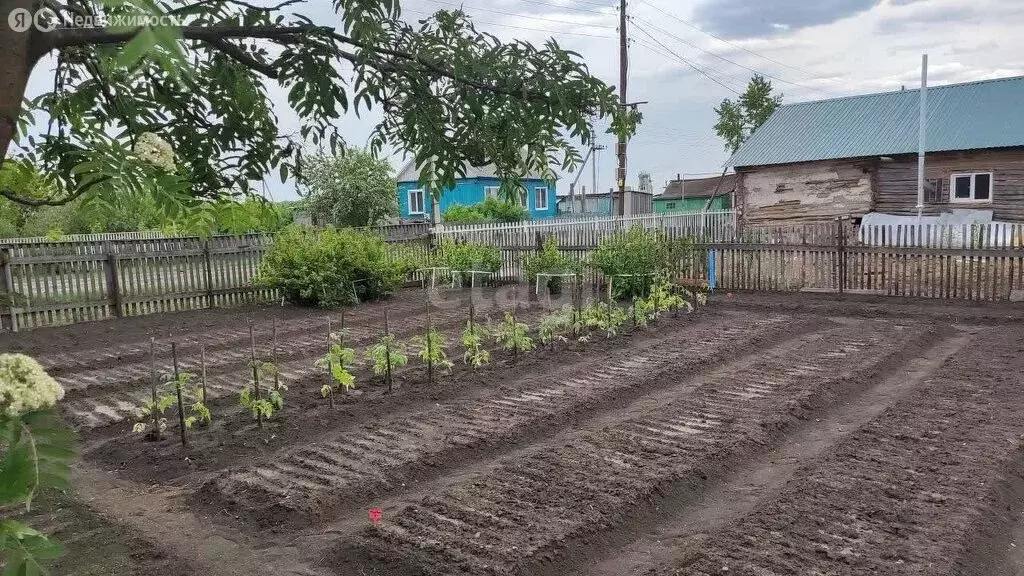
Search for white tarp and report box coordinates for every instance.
[858,209,1016,247]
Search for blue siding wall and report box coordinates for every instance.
[397,177,557,221]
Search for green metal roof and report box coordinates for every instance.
[728,75,1024,168]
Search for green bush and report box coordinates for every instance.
[437,238,502,285]
[442,196,527,223]
[257,226,416,306]
[523,236,581,294]
[443,203,488,223]
[588,227,696,299]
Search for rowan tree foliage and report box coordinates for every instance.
[303,148,397,227]
[713,74,783,153]
[0,0,638,213]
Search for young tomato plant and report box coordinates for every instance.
[413,328,455,375]
[366,334,408,382]
[315,331,357,392]
[239,360,286,420]
[538,305,574,347]
[495,312,535,356]
[133,371,209,435]
[461,320,491,368]
[132,393,174,436]
[582,302,628,337]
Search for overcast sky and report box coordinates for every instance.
[22,0,1024,200]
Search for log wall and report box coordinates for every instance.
[874,148,1024,220]
[736,159,875,224]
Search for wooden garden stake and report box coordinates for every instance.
[512,284,519,359]
[171,342,187,447]
[249,323,263,429]
[272,318,281,392]
[632,297,638,328]
[200,341,208,409]
[383,309,393,394]
[149,337,161,441]
[424,297,433,384]
[338,310,347,389]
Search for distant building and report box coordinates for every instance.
[728,75,1024,225]
[654,174,736,214]
[396,161,557,222]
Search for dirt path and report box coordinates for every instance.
[577,329,973,576]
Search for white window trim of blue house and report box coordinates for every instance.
[408,189,425,215]
[484,186,500,199]
[535,187,548,210]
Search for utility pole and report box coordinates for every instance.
[617,0,628,216]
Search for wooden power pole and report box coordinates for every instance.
[617,0,628,216]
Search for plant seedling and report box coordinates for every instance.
[316,316,357,394]
[495,312,534,356]
[366,310,407,393]
[413,300,453,383]
[461,300,490,368]
[538,305,574,347]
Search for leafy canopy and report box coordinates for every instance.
[713,74,783,153]
[3,0,638,215]
[302,148,398,228]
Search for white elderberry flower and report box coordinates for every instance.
[0,354,65,417]
[133,132,176,172]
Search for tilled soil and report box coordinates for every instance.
[5,291,1024,576]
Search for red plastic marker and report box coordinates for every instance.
[368,507,383,525]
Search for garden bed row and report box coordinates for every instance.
[194,312,804,528]
[330,319,939,575]
[667,326,1024,575]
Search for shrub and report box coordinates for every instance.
[588,227,696,299]
[523,236,580,294]
[443,204,487,223]
[437,238,502,285]
[257,226,416,306]
[442,197,527,223]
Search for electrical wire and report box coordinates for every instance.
[631,37,747,92]
[509,0,611,16]
[629,24,741,95]
[422,0,617,29]
[404,8,617,38]
[631,14,829,95]
[635,0,834,83]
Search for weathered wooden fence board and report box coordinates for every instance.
[0,234,276,331]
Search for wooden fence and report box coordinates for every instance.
[5,217,1024,331]
[0,234,275,331]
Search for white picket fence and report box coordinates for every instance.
[433,211,737,247]
[2,230,170,244]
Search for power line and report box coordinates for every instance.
[631,38,747,92]
[634,0,834,83]
[631,14,828,95]
[404,8,616,38]
[629,24,741,94]
[422,0,617,29]
[511,0,611,16]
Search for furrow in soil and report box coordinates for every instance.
[195,313,802,528]
[59,298,534,429]
[657,326,1024,576]
[329,318,936,576]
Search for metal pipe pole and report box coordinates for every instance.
[616,0,628,216]
[916,54,928,229]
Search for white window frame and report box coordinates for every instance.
[483,186,500,200]
[534,187,549,210]
[949,172,993,203]
[408,188,425,215]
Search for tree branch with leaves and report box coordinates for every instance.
[0,0,637,215]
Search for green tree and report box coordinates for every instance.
[0,1,637,216]
[714,74,783,153]
[303,149,398,228]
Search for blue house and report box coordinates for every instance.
[396,161,558,221]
